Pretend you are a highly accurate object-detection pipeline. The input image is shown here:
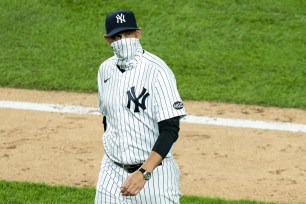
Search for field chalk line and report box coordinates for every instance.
[1,100,306,133]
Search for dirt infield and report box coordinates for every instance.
[1,88,306,203]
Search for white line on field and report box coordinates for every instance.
[0,100,306,133]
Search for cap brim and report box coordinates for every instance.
[106,27,138,37]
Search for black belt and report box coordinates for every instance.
[113,161,162,174]
[114,162,143,173]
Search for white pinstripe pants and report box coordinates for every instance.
[95,155,181,204]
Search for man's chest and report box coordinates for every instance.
[101,68,155,114]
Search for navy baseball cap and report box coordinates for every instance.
[105,9,138,37]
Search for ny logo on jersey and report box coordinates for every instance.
[127,86,150,112]
[116,13,126,23]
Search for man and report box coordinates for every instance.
[95,9,186,204]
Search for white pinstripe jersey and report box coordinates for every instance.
[97,46,186,165]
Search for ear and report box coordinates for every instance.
[136,28,142,39]
[104,35,113,45]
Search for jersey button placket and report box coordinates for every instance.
[118,73,128,163]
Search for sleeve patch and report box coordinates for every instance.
[173,101,184,110]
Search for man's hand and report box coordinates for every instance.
[120,170,146,196]
[121,151,162,196]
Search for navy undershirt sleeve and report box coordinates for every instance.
[152,116,180,159]
[103,116,107,132]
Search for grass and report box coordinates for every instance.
[0,0,305,109]
[0,180,94,204]
[0,180,275,204]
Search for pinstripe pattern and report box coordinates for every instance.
[96,38,185,203]
[95,156,181,204]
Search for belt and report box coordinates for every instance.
[114,162,143,173]
[113,161,162,174]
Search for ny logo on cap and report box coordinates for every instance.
[116,13,126,23]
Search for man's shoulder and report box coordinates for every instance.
[142,50,169,70]
[99,56,116,69]
[142,50,164,62]
[101,56,116,65]
[142,50,176,78]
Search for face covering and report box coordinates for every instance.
[110,38,143,70]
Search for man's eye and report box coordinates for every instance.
[111,35,121,39]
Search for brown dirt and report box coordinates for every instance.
[0,87,306,203]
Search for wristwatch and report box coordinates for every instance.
[138,168,151,181]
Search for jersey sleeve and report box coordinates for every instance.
[97,68,104,115]
[153,68,186,122]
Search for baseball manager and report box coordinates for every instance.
[95,9,186,204]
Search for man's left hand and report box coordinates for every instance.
[120,170,146,196]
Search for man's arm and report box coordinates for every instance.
[140,116,180,171]
[120,116,180,196]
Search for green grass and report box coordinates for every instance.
[0,180,94,204]
[0,180,274,204]
[0,0,306,109]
